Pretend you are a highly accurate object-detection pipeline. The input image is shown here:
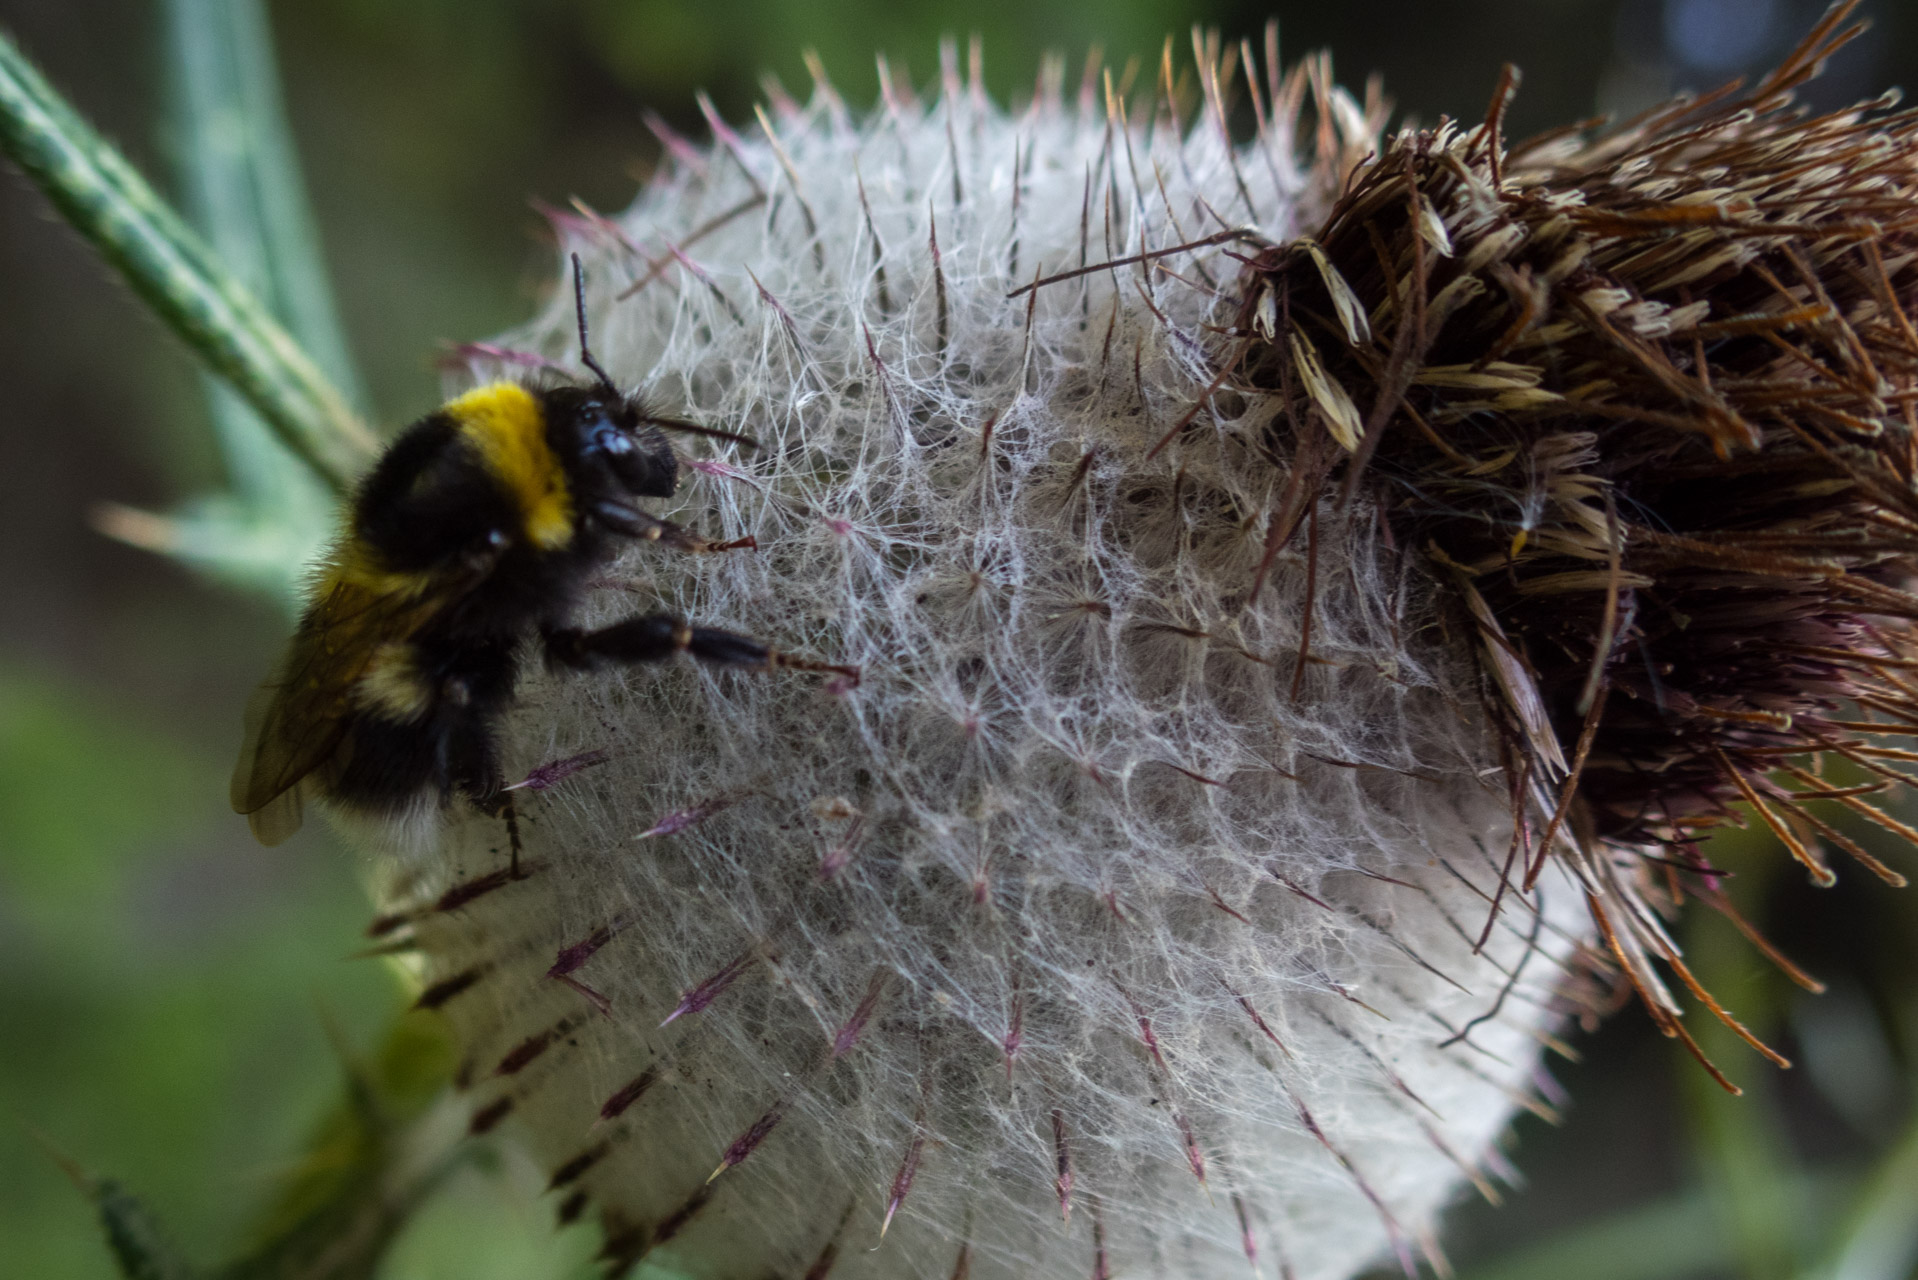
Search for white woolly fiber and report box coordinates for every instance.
[381,52,1586,1280]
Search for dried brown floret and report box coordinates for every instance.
[1230,0,1918,1047]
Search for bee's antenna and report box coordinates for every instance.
[572,253,619,395]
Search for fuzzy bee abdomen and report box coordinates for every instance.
[353,641,437,721]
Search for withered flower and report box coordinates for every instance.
[1238,0,1918,1080]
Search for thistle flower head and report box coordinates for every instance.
[371,10,1918,1278]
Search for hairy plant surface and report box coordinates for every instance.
[365,9,1918,1278]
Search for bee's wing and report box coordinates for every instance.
[230,578,439,845]
[245,788,308,847]
[230,675,334,845]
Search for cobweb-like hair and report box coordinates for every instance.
[351,26,1889,1280]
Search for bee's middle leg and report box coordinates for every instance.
[543,614,779,672]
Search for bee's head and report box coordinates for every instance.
[545,387,681,525]
[556,255,757,537]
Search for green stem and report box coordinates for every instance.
[1804,1089,1918,1280]
[162,0,364,409]
[0,24,375,494]
[1679,837,1809,1280]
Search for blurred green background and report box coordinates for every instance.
[3,1,1917,1277]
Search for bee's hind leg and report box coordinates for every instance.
[467,786,528,878]
[498,789,525,879]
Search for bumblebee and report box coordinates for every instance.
[232,257,838,851]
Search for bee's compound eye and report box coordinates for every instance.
[465,528,509,569]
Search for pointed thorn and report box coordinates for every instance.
[495,1023,567,1076]
[1003,996,1025,1081]
[709,1105,785,1182]
[435,862,540,913]
[1223,981,1294,1059]
[881,1133,926,1239]
[506,748,612,792]
[662,951,756,1026]
[638,793,736,839]
[469,1096,514,1135]
[1176,1110,1212,1199]
[1053,1109,1075,1223]
[598,1066,661,1123]
[554,973,612,1017]
[1234,1194,1259,1266]
[548,922,623,979]
[831,973,889,1059]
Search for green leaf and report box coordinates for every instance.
[1456,1173,1855,1280]
[53,1015,466,1280]
[95,1180,204,1280]
[161,0,364,410]
[1676,834,1809,1280]
[0,23,375,496]
[1804,1108,1918,1280]
[92,495,326,611]
[213,1014,467,1280]
[147,0,359,604]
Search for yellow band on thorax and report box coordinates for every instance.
[447,383,575,550]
